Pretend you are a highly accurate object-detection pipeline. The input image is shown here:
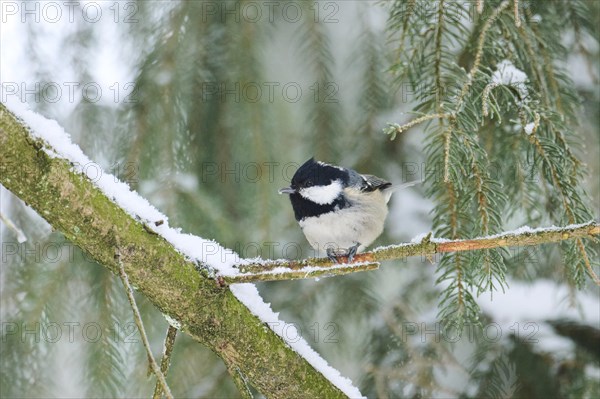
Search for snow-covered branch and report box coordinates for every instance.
[227,222,600,284]
[0,102,361,398]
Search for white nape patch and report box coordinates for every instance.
[300,180,343,205]
[317,160,344,171]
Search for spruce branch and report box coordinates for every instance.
[513,0,521,28]
[384,113,449,139]
[482,83,500,117]
[442,125,453,183]
[390,0,416,64]
[115,249,174,399]
[457,0,510,110]
[440,0,510,182]
[434,0,445,112]
[227,222,600,284]
[152,325,178,399]
[446,180,459,238]
[521,16,582,169]
[515,14,583,171]
[576,238,599,285]
[514,17,554,109]
[384,0,598,326]
[529,132,597,284]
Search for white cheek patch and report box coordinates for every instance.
[299,180,343,205]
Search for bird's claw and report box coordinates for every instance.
[326,243,361,264]
[326,248,340,264]
[347,243,360,263]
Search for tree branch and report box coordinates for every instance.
[153,325,178,399]
[227,222,600,284]
[116,249,174,399]
[229,261,380,283]
[0,103,350,398]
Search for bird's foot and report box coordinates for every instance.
[326,247,340,264]
[326,244,361,264]
[346,243,360,263]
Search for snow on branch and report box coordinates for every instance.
[0,101,362,398]
[226,222,600,284]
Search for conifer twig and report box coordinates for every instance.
[513,0,521,27]
[434,0,445,112]
[457,0,510,109]
[226,222,600,284]
[384,113,450,139]
[116,249,174,399]
[153,325,178,399]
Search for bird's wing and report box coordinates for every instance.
[360,174,392,192]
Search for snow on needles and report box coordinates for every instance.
[4,98,365,398]
[491,59,529,99]
[524,122,536,135]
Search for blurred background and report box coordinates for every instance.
[1,0,599,397]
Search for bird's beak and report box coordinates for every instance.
[278,187,296,195]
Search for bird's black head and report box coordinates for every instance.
[290,158,349,191]
[280,158,351,221]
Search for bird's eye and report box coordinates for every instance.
[305,179,313,187]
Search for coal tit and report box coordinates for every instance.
[279,158,399,263]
